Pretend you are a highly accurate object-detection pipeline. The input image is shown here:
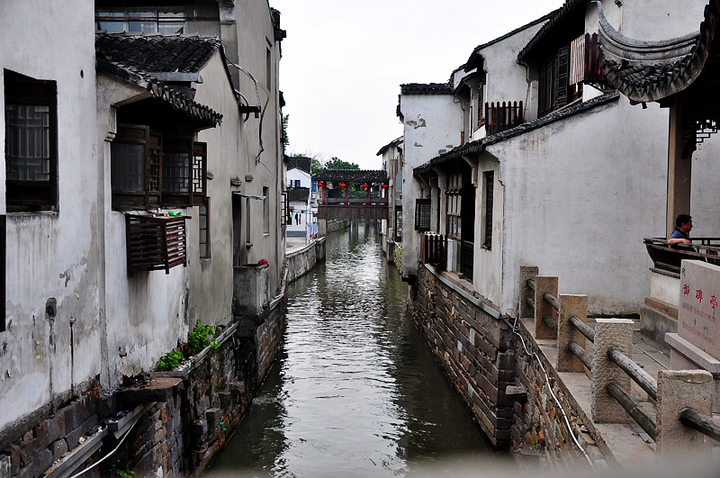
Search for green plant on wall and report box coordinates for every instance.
[157,349,184,371]
[187,321,218,356]
[115,468,135,478]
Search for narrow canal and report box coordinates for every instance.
[207,224,497,477]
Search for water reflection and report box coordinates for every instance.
[207,224,495,478]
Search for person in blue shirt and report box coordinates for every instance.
[667,214,692,247]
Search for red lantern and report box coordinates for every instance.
[361,183,368,189]
[340,183,347,188]
[317,182,323,187]
[381,184,388,189]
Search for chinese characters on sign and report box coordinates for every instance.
[678,260,720,359]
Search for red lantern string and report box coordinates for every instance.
[361,184,368,189]
[340,183,347,188]
[381,184,388,189]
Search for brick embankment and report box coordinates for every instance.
[410,264,663,468]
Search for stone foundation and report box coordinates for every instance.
[0,301,286,478]
[410,264,605,466]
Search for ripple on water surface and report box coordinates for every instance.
[207,226,496,478]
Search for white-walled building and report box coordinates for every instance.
[399,0,720,315]
[0,1,287,474]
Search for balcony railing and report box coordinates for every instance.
[126,214,188,276]
[485,101,524,135]
[644,237,720,275]
[422,232,447,270]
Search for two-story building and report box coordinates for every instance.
[1,1,287,476]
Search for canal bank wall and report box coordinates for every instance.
[410,264,606,466]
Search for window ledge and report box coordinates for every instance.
[7,210,59,218]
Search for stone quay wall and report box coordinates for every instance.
[510,319,604,467]
[0,300,285,478]
[410,265,516,449]
[410,264,603,465]
[286,237,326,284]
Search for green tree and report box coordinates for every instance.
[281,114,289,153]
[311,158,324,174]
[325,157,359,170]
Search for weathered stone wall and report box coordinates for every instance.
[510,319,604,467]
[411,264,604,466]
[0,301,285,478]
[410,265,515,448]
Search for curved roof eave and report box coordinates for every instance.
[600,0,719,103]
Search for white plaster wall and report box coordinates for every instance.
[96,73,192,390]
[191,52,239,328]
[689,138,720,238]
[620,0,708,40]
[489,97,669,314]
[287,168,311,188]
[477,20,546,137]
[0,0,101,431]
[232,0,285,293]
[471,156,503,305]
[399,93,463,278]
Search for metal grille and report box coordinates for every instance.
[111,142,145,191]
[415,198,431,231]
[162,151,189,193]
[5,104,50,181]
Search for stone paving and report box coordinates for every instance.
[530,316,720,467]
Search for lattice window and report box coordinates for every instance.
[192,142,207,203]
[446,173,462,239]
[163,151,190,194]
[4,70,57,211]
[395,206,403,241]
[415,198,431,231]
[483,171,494,249]
[199,198,210,259]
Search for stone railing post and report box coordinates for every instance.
[519,265,538,319]
[534,276,558,339]
[591,318,634,422]
[557,294,588,372]
[657,370,714,459]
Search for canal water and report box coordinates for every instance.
[207,225,498,477]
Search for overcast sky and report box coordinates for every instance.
[270,0,566,169]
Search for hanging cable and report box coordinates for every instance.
[507,312,595,469]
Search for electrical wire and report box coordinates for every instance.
[66,414,141,478]
[507,313,596,469]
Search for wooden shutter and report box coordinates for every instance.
[554,46,570,109]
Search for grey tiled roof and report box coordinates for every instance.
[414,92,620,176]
[600,0,718,103]
[288,187,310,202]
[96,32,224,126]
[288,157,311,174]
[96,32,221,73]
[312,169,388,183]
[400,83,452,95]
[517,0,584,63]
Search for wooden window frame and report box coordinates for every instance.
[111,125,205,210]
[263,186,270,235]
[395,206,403,242]
[4,70,58,212]
[483,171,494,250]
[199,197,210,259]
[0,215,5,332]
[414,198,431,231]
[446,173,462,240]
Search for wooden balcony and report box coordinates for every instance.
[422,232,447,270]
[485,101,524,135]
[125,214,188,275]
[644,237,720,275]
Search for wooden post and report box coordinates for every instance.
[557,294,588,372]
[534,276,558,339]
[519,266,538,320]
[666,99,692,238]
[591,319,634,423]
